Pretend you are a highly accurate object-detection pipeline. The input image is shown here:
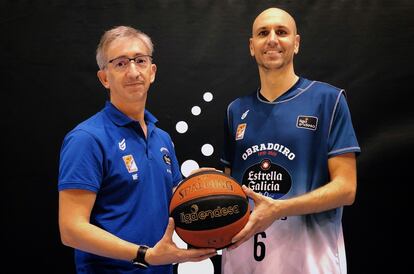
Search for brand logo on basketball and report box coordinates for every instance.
[169,171,250,249]
[178,179,234,199]
[180,204,240,224]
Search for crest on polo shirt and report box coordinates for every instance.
[160,147,172,165]
[122,154,138,173]
[235,123,247,140]
[163,154,172,165]
[118,138,126,151]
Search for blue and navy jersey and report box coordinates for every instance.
[221,78,360,274]
[58,101,182,274]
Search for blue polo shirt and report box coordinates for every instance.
[58,101,182,273]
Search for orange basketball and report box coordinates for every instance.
[169,170,250,249]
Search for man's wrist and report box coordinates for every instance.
[132,245,150,269]
[272,199,284,220]
[144,247,153,265]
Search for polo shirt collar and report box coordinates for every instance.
[103,101,158,126]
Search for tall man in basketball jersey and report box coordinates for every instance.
[221,8,360,274]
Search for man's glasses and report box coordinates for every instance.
[108,55,153,71]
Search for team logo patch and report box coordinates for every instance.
[296,116,318,130]
[235,123,247,140]
[122,154,138,173]
[118,138,126,151]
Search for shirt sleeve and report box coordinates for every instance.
[58,129,103,192]
[220,105,234,168]
[328,92,361,157]
[168,139,183,187]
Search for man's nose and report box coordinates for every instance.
[268,30,278,44]
[126,62,141,77]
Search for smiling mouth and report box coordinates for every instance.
[264,50,282,55]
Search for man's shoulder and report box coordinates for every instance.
[75,111,107,130]
[306,79,344,95]
[66,111,108,139]
[153,126,172,139]
[227,92,256,110]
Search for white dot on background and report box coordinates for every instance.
[203,92,213,102]
[176,121,188,134]
[201,144,214,156]
[177,259,214,274]
[181,160,200,177]
[191,106,201,116]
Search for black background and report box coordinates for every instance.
[2,0,413,273]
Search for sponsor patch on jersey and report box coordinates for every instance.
[242,159,292,200]
[122,154,138,173]
[235,123,247,140]
[241,143,296,161]
[118,138,126,151]
[296,116,318,130]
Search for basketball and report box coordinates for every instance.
[169,170,250,249]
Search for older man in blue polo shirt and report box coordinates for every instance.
[58,26,216,274]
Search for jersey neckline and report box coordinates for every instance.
[256,77,311,104]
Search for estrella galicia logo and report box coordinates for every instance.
[296,115,318,130]
[242,159,291,199]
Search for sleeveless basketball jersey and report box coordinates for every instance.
[221,78,360,274]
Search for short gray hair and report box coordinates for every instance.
[96,26,154,70]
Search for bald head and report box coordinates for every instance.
[248,7,300,73]
[252,8,298,36]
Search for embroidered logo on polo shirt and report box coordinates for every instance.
[160,147,170,153]
[160,147,172,166]
[122,154,138,173]
[296,116,318,130]
[163,154,172,165]
[119,139,126,151]
[235,123,247,140]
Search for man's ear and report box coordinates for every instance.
[249,38,255,57]
[294,34,300,54]
[97,70,110,89]
[150,64,157,83]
